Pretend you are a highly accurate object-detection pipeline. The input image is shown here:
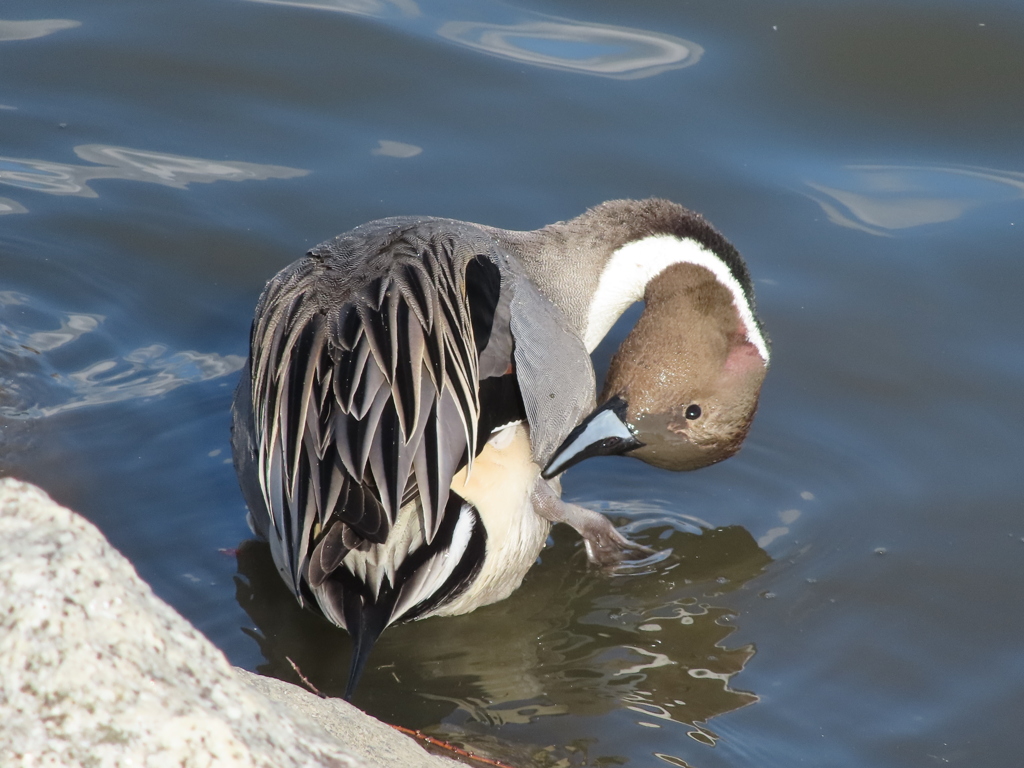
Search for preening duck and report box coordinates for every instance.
[231,198,769,698]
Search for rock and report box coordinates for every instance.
[234,670,458,767]
[0,479,458,768]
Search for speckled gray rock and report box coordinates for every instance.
[234,669,458,767]
[0,478,458,768]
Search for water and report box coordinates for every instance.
[2,1,1023,765]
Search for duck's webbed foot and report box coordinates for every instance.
[532,478,654,567]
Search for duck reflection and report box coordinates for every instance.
[235,516,769,744]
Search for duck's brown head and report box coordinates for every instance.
[544,253,769,478]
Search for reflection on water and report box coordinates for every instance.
[0,291,243,419]
[438,20,701,79]
[757,506,803,549]
[371,139,422,158]
[3,0,1021,764]
[0,197,27,215]
[0,145,306,201]
[235,516,768,761]
[0,18,80,42]
[245,0,420,18]
[245,0,701,78]
[805,164,1024,236]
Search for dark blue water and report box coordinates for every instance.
[2,2,1023,765]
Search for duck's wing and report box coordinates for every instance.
[243,233,498,599]
[507,273,597,465]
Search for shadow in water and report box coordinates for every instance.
[235,514,770,760]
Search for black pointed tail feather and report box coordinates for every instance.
[341,586,391,701]
[330,492,488,700]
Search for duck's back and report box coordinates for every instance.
[230,217,596,685]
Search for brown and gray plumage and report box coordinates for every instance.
[230,199,770,698]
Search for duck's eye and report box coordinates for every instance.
[685,404,702,420]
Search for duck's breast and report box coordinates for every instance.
[438,423,550,616]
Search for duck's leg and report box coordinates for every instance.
[531,477,653,567]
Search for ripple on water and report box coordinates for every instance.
[0,290,243,420]
[243,0,703,79]
[0,145,306,203]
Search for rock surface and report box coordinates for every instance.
[0,478,458,768]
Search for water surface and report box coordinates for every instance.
[2,1,1023,766]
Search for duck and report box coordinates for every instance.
[230,198,769,699]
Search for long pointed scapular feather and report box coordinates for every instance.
[243,224,502,598]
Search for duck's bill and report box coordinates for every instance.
[542,396,644,478]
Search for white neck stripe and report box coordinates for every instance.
[583,235,769,362]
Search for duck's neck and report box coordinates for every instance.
[491,199,763,354]
[599,235,769,360]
